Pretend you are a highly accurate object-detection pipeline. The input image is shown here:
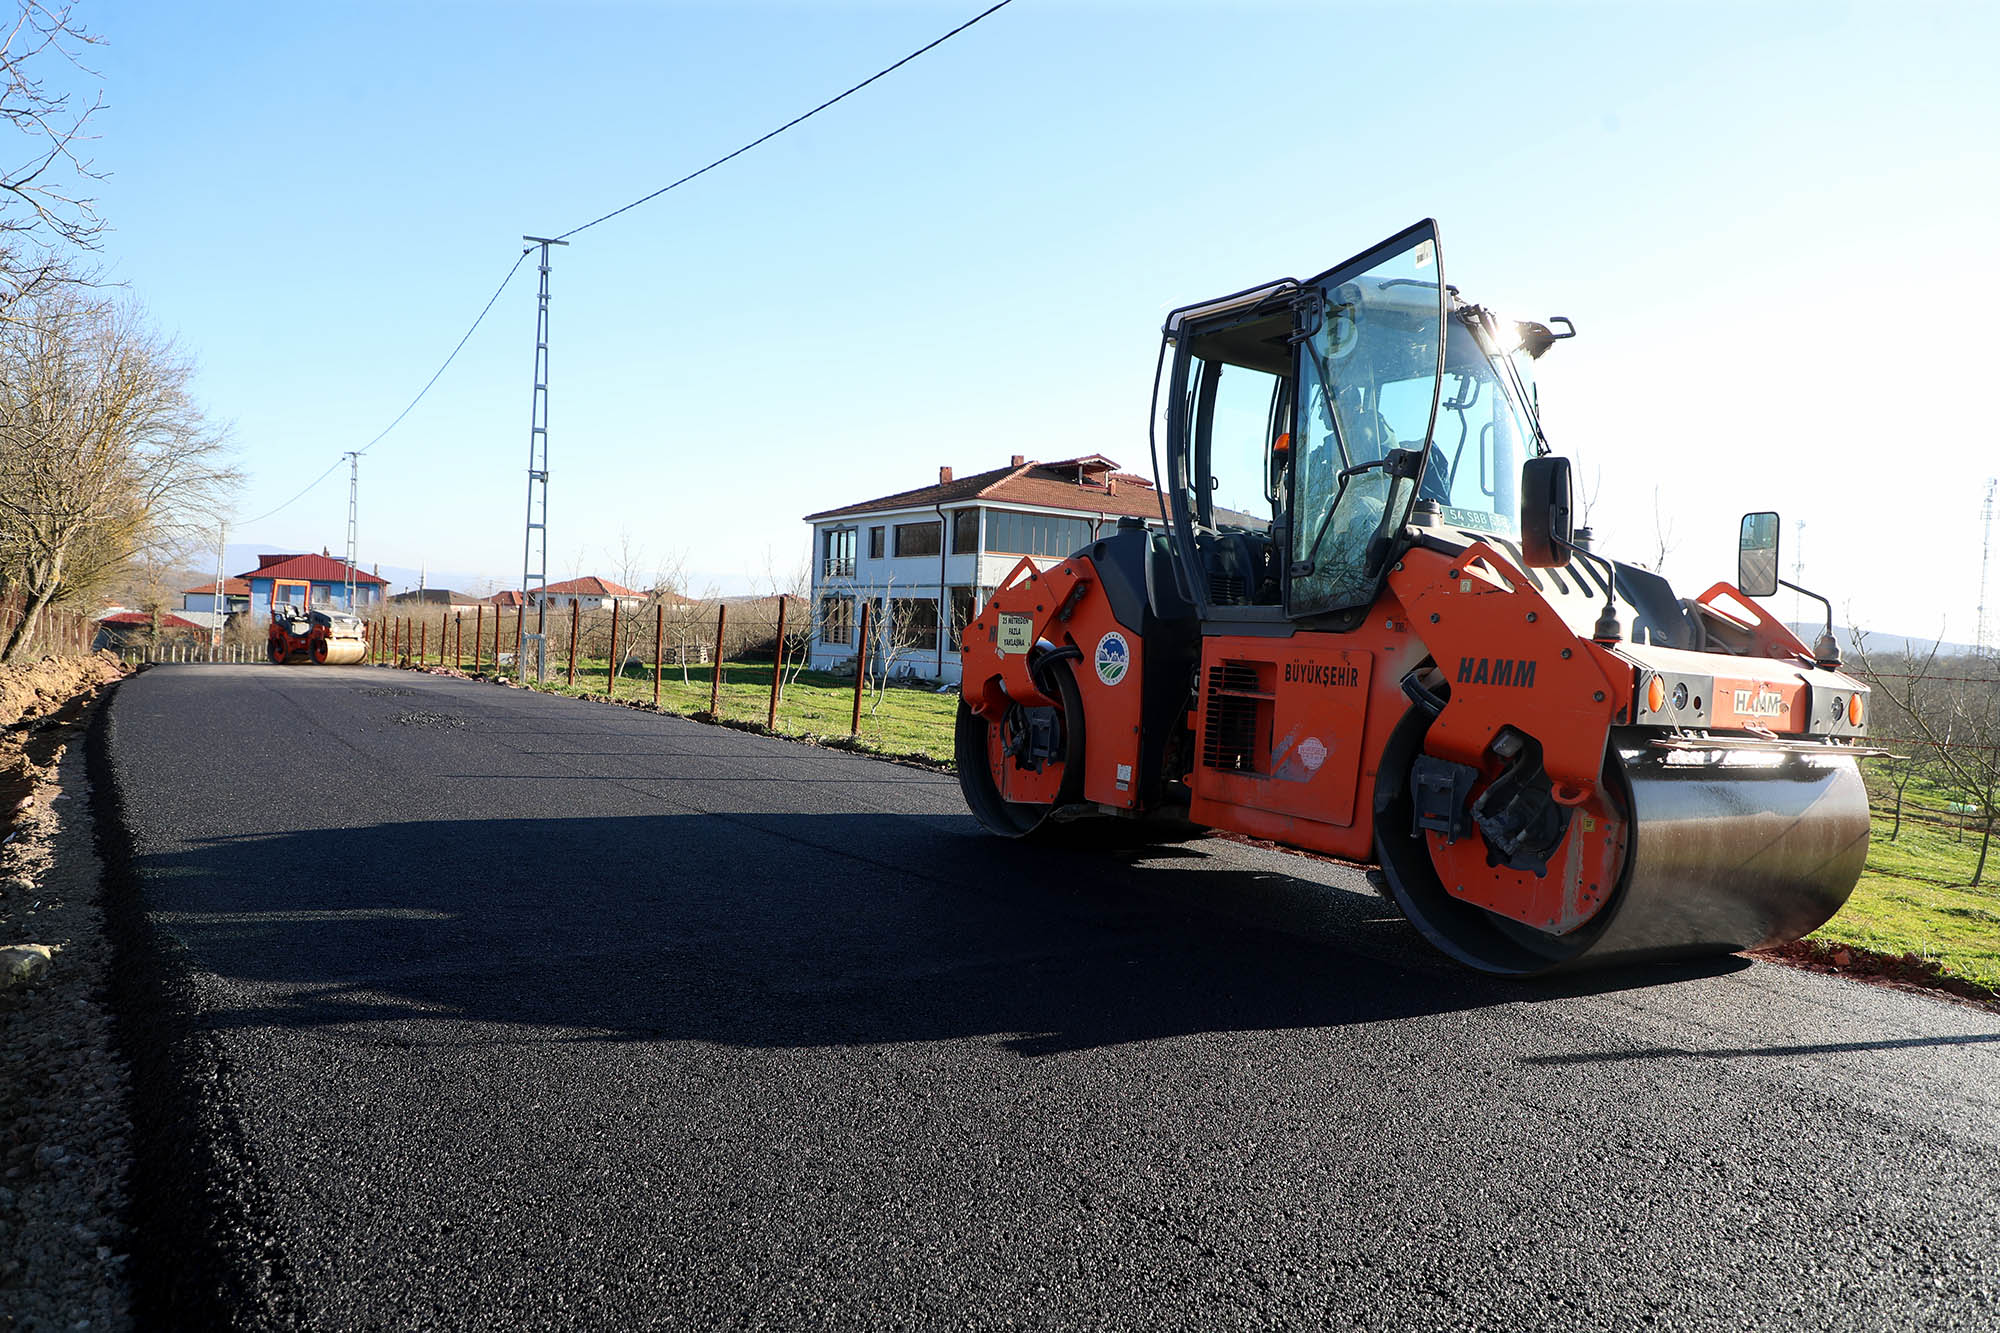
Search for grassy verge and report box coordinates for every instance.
[507,658,959,764]
[1810,805,2000,997]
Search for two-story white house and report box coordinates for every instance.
[803,455,1166,684]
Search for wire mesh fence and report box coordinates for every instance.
[361,595,956,763]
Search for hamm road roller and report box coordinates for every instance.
[956,220,1882,976]
[267,605,368,665]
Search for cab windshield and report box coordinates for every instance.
[1422,315,1536,535]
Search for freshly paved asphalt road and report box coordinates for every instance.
[98,665,2000,1330]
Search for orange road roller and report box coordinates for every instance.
[267,606,368,666]
[956,220,1881,976]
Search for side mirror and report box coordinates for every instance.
[1519,456,1573,567]
[1738,511,1780,598]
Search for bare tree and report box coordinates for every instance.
[1854,628,2000,883]
[607,529,647,595]
[1644,485,1680,575]
[0,3,106,310]
[0,287,235,660]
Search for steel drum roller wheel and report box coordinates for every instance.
[1374,704,1870,976]
[955,660,1085,838]
[267,638,288,664]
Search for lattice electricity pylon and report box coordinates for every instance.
[1978,477,1997,659]
[343,452,360,611]
[518,236,568,681]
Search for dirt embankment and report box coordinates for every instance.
[1,654,127,839]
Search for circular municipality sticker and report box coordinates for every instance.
[1094,631,1130,686]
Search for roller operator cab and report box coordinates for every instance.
[956,220,1880,976]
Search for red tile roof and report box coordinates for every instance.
[97,611,201,631]
[181,578,252,596]
[541,576,641,598]
[484,589,527,607]
[804,458,1164,523]
[235,554,388,585]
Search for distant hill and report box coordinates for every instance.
[1787,624,1983,661]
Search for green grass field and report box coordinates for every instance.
[1816,794,2000,995]
[521,658,960,763]
[478,658,2000,996]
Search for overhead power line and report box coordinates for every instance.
[357,246,534,455]
[240,0,1017,529]
[553,0,1017,241]
[237,455,346,526]
[240,247,533,525]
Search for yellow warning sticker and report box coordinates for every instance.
[997,613,1033,655]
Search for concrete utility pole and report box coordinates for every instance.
[517,236,569,681]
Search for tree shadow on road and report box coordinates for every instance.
[121,810,1756,1057]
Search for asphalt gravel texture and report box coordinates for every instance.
[98,665,2000,1330]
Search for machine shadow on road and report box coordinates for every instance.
[128,812,1753,1057]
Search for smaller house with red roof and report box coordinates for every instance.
[534,577,645,613]
[803,455,1166,683]
[236,553,388,616]
[93,610,203,650]
[180,578,252,617]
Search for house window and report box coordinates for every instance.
[983,510,1096,558]
[820,596,853,646]
[868,527,884,559]
[948,586,977,650]
[951,509,979,555]
[823,528,856,578]
[889,597,939,652]
[894,522,941,557]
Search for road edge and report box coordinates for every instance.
[88,674,304,1330]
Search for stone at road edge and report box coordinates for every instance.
[0,943,54,987]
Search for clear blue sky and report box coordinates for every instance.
[84,0,1999,643]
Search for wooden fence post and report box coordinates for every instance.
[497,609,506,674]
[653,603,663,708]
[566,601,579,686]
[710,603,728,717]
[851,600,871,737]
[766,596,787,730]
[473,605,484,671]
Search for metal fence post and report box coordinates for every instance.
[710,603,728,717]
[498,610,507,674]
[473,606,484,671]
[653,603,663,708]
[767,595,787,730]
[566,601,579,686]
[851,600,871,737]
[607,598,621,699]
[420,619,427,665]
